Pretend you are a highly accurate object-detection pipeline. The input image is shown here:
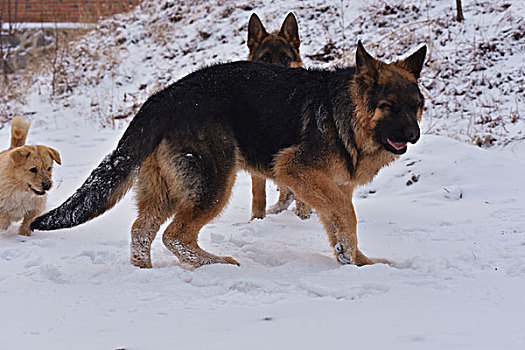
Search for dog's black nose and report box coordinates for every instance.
[42,179,51,191]
[405,127,420,143]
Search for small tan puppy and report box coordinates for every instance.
[0,117,61,236]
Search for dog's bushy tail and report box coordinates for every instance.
[30,92,170,231]
[10,116,31,149]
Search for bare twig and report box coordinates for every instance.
[456,0,465,22]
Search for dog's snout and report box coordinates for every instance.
[42,179,52,191]
[405,127,420,143]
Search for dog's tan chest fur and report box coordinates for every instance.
[0,185,46,221]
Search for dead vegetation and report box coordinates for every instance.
[1,0,523,147]
[333,0,524,148]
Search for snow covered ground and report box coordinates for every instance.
[1,0,524,349]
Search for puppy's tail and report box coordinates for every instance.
[10,116,31,149]
[30,91,170,231]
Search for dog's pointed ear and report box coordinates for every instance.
[279,12,300,50]
[247,13,268,51]
[47,147,61,165]
[356,40,378,74]
[396,45,427,79]
[10,147,31,166]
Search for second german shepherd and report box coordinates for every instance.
[247,12,311,220]
[31,41,426,269]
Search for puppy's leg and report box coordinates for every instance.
[0,212,11,231]
[250,174,266,220]
[18,210,40,236]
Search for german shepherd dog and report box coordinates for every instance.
[247,12,311,220]
[31,41,426,269]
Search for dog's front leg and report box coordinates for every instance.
[276,169,360,264]
[18,210,40,236]
[317,202,374,266]
[337,185,375,266]
[0,212,11,231]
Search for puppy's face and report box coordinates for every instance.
[9,145,61,196]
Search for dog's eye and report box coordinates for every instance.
[29,168,38,174]
[260,53,271,63]
[47,167,52,171]
[280,54,291,66]
[378,103,392,110]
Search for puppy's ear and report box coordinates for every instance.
[279,12,300,50]
[10,147,32,166]
[248,13,268,51]
[396,45,427,79]
[47,147,61,165]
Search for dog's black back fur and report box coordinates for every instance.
[165,62,355,171]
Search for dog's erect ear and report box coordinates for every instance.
[247,13,268,51]
[47,147,62,165]
[396,45,427,79]
[10,147,32,166]
[279,12,300,49]
[356,40,378,74]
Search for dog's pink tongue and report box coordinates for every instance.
[387,138,407,150]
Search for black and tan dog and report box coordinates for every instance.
[31,41,426,269]
[247,12,311,220]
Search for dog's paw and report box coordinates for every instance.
[295,202,312,220]
[267,202,290,215]
[17,227,32,237]
[250,210,266,221]
[335,243,353,265]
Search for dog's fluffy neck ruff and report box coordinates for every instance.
[330,76,397,179]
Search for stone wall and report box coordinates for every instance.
[1,27,83,72]
[1,0,141,74]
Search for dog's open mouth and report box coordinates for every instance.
[387,138,407,151]
[28,185,46,196]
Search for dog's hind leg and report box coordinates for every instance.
[130,151,171,268]
[162,204,239,268]
[130,208,168,268]
[250,174,266,220]
[267,184,294,215]
[158,131,240,268]
[162,166,239,268]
